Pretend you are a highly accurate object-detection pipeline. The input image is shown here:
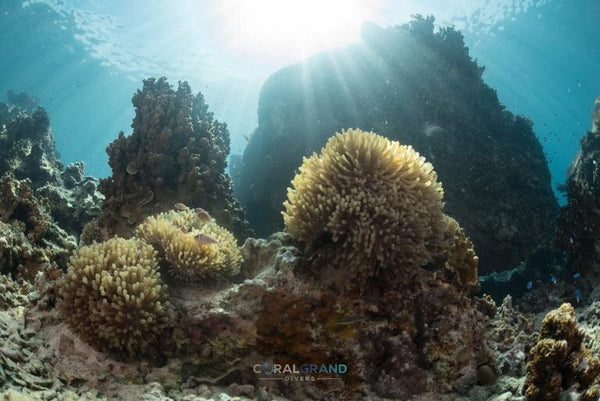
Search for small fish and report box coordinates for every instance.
[573,272,581,280]
[195,233,219,245]
[194,207,212,222]
[569,237,574,244]
[243,134,250,143]
[126,160,140,175]
[174,202,188,211]
[551,275,557,285]
[575,287,581,303]
[526,281,533,290]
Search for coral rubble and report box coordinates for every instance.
[234,15,558,274]
[98,77,251,242]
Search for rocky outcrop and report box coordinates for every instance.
[234,16,558,274]
[98,78,252,242]
[557,95,600,303]
[0,100,103,278]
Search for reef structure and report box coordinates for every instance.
[0,99,102,278]
[98,77,252,242]
[523,303,600,401]
[557,95,600,303]
[234,15,559,274]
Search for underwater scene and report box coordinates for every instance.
[1,0,600,400]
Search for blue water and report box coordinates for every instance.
[1,0,598,204]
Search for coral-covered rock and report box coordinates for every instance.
[486,296,537,377]
[557,95,600,303]
[523,303,600,401]
[167,230,490,400]
[234,16,558,274]
[0,102,103,238]
[0,174,76,278]
[99,77,251,242]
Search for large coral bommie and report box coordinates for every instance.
[283,128,446,280]
[136,209,242,281]
[59,237,172,356]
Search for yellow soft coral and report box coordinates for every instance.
[283,128,445,279]
[59,237,172,355]
[136,209,241,281]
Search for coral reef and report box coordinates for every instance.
[234,15,558,274]
[0,101,103,237]
[0,174,75,278]
[283,128,445,282]
[486,296,537,377]
[137,209,242,281]
[523,303,600,401]
[99,77,251,242]
[58,237,173,356]
[556,95,600,304]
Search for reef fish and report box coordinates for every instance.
[573,272,581,280]
[174,202,188,211]
[194,207,212,222]
[195,233,219,245]
[551,275,557,285]
[575,287,581,303]
[526,281,533,290]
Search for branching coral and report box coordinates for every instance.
[523,303,600,401]
[282,128,445,280]
[59,237,172,356]
[136,209,242,281]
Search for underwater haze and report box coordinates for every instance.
[4,1,600,400]
[1,0,598,202]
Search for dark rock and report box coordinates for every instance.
[234,16,558,274]
[557,96,600,303]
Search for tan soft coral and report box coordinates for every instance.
[136,209,242,281]
[59,237,172,356]
[441,215,479,292]
[283,128,445,280]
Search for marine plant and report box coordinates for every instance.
[59,237,172,356]
[282,128,446,281]
[136,209,242,281]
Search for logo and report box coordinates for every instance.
[253,362,348,382]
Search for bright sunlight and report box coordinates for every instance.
[217,0,383,61]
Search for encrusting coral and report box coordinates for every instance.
[283,128,446,282]
[441,214,479,293]
[58,237,173,356]
[523,303,600,401]
[137,209,242,281]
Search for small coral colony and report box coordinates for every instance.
[2,19,600,401]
